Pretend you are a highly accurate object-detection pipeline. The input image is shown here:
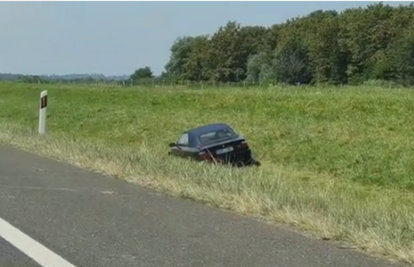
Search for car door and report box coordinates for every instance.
[173,133,190,158]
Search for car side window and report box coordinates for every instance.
[177,133,189,146]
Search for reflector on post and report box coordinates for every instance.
[38,90,47,134]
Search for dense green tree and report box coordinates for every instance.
[160,2,414,87]
[205,21,245,82]
[385,24,414,85]
[273,37,312,85]
[246,52,271,82]
[130,66,153,84]
[181,35,211,81]
[164,37,199,77]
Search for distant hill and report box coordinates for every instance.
[0,73,129,81]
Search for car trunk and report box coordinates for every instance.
[199,138,251,162]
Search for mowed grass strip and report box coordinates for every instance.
[1,82,414,264]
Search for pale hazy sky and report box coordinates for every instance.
[0,1,408,76]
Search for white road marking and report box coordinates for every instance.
[0,217,77,267]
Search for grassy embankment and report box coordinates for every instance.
[1,82,414,264]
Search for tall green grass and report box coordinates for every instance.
[1,82,413,264]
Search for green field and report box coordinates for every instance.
[1,82,414,264]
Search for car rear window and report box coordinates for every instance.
[198,128,236,144]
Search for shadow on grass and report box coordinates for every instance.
[232,159,262,168]
[212,157,262,168]
[167,152,261,168]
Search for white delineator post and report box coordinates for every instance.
[38,90,47,134]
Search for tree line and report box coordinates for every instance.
[147,2,414,87]
[6,2,414,87]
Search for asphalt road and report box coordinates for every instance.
[0,144,408,267]
[0,236,42,267]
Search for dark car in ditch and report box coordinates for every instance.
[168,123,259,166]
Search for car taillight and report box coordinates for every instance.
[237,141,249,149]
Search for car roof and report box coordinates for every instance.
[185,123,233,136]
